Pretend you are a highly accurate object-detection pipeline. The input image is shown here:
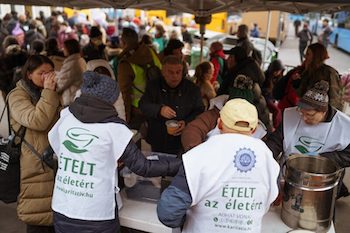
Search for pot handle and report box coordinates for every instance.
[336,168,345,182]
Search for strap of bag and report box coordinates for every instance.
[0,102,6,122]
[4,97,43,166]
[23,139,42,161]
[4,96,52,170]
[0,99,11,136]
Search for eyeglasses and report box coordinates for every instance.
[297,107,318,118]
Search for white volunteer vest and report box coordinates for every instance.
[283,107,350,156]
[49,108,133,220]
[182,134,280,233]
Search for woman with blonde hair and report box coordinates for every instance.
[194,61,216,109]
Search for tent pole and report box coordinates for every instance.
[200,24,205,62]
[263,10,272,67]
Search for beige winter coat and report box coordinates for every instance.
[56,53,87,106]
[8,81,60,226]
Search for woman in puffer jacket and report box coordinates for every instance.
[8,55,60,233]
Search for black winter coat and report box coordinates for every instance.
[139,77,205,154]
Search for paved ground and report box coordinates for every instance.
[278,24,350,74]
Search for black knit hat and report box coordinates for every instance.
[89,26,102,38]
[81,71,119,104]
[298,81,329,112]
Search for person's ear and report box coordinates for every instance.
[217,118,223,130]
[251,127,257,134]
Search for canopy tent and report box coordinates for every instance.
[1,0,350,15]
[1,0,349,62]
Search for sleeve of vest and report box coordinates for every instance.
[157,164,192,228]
[120,140,182,177]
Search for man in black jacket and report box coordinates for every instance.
[139,55,204,154]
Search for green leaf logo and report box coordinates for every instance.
[294,136,325,155]
[295,145,309,154]
[63,127,99,154]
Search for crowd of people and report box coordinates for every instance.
[0,9,349,233]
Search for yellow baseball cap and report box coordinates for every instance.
[220,98,258,132]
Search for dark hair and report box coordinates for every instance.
[140,34,153,46]
[89,26,102,38]
[121,27,139,47]
[46,37,60,56]
[238,24,249,36]
[306,43,329,70]
[22,55,54,81]
[195,61,213,84]
[2,35,19,50]
[163,39,184,56]
[31,40,45,54]
[162,55,182,66]
[266,59,284,75]
[63,39,81,55]
[94,66,111,77]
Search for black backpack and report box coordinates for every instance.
[131,61,162,95]
[142,62,162,83]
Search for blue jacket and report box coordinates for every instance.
[157,163,192,228]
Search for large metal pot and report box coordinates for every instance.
[281,154,343,232]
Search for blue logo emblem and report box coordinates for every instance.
[234,148,256,173]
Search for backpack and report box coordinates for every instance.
[0,102,26,203]
[142,61,162,83]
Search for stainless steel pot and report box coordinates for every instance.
[281,154,343,232]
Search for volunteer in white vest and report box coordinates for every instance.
[265,80,350,198]
[49,71,181,233]
[157,98,280,233]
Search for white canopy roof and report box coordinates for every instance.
[1,0,350,16]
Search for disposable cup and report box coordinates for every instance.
[165,120,179,135]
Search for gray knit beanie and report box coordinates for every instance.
[81,71,119,104]
[298,80,329,112]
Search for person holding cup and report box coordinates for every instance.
[139,55,204,154]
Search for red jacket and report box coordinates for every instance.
[209,50,225,83]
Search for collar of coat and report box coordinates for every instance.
[69,94,126,125]
[18,79,41,103]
